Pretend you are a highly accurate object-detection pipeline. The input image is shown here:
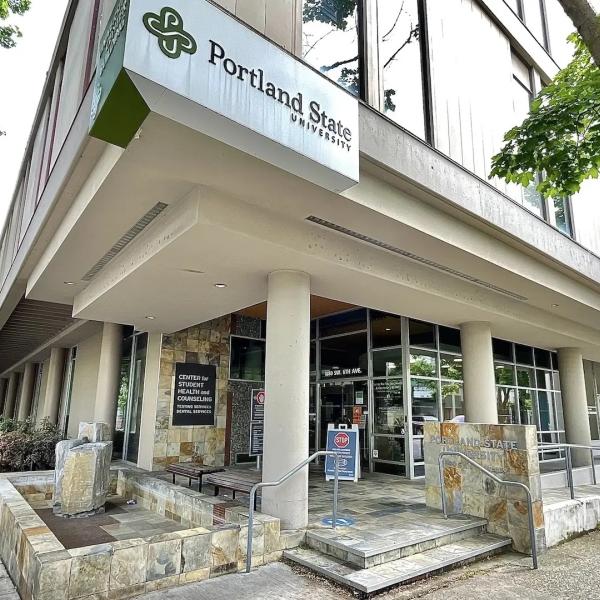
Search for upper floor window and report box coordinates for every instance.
[377,0,428,140]
[302,0,362,96]
[504,0,523,19]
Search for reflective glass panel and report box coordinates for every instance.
[319,309,367,337]
[497,386,517,424]
[534,348,552,369]
[493,339,513,362]
[409,320,436,348]
[439,326,461,353]
[371,310,402,348]
[372,348,402,377]
[373,379,404,435]
[373,436,405,462]
[495,364,515,386]
[320,332,368,378]
[519,389,536,426]
[411,378,438,426]
[440,354,463,380]
[442,383,463,421]
[516,366,535,388]
[515,344,534,365]
[536,369,553,390]
[410,350,437,378]
[302,0,361,95]
[230,337,266,381]
[377,0,426,138]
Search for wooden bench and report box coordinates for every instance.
[204,470,262,509]
[165,463,224,493]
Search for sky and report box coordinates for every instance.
[0,0,70,230]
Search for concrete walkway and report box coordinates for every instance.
[0,562,18,599]
[141,530,600,600]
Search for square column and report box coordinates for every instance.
[262,270,310,530]
[460,322,498,424]
[38,348,66,424]
[558,347,592,466]
[0,379,7,415]
[3,372,19,419]
[17,363,36,422]
[93,323,123,439]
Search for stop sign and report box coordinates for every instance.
[334,432,350,448]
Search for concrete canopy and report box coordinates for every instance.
[23,112,600,360]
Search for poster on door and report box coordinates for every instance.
[172,363,216,426]
[325,424,360,482]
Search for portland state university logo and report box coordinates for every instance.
[143,7,197,59]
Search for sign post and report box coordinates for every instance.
[325,424,360,482]
[172,363,216,426]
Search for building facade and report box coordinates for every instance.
[1,0,600,528]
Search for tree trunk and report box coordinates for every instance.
[558,0,600,67]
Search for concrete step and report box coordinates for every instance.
[284,533,511,596]
[306,515,488,568]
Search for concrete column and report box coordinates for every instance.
[460,322,498,424]
[17,363,36,421]
[39,348,66,424]
[3,373,19,419]
[262,270,310,529]
[558,348,592,467]
[94,322,123,438]
[0,379,7,415]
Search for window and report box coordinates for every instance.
[510,53,546,218]
[319,308,366,337]
[504,0,523,18]
[376,0,427,139]
[371,310,402,348]
[492,339,564,459]
[320,331,368,378]
[549,196,573,236]
[229,336,265,381]
[302,0,362,96]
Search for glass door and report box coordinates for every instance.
[319,380,369,470]
[115,331,148,463]
[124,334,147,463]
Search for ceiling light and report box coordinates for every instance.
[214,283,228,288]
[551,304,559,308]
[145,315,156,320]
[385,328,391,331]
[64,281,76,286]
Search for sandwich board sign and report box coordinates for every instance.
[325,424,360,482]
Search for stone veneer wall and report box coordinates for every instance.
[153,316,231,469]
[0,471,295,600]
[424,422,546,554]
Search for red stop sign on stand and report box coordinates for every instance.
[334,432,350,448]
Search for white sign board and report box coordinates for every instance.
[91,0,360,193]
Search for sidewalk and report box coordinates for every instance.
[140,530,600,600]
[0,563,18,600]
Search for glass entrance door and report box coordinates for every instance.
[115,331,148,463]
[319,380,369,469]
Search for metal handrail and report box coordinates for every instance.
[245,450,341,573]
[538,442,599,499]
[438,451,538,570]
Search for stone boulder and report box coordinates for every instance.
[53,441,112,517]
[78,421,111,443]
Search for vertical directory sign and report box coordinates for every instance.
[249,388,265,457]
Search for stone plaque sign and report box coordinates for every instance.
[172,363,216,426]
[424,422,546,554]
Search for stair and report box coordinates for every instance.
[284,513,512,596]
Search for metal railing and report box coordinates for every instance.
[245,450,341,573]
[538,442,599,499]
[438,451,538,570]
